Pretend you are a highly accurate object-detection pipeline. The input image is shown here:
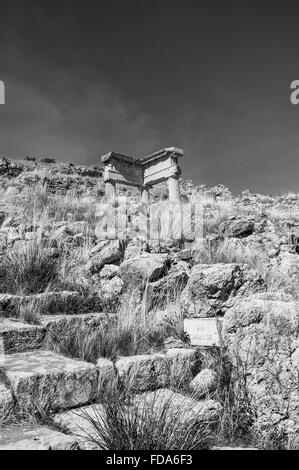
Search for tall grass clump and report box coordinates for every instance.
[0,239,59,295]
[210,346,255,446]
[78,384,213,450]
[7,183,99,227]
[193,237,262,270]
[47,292,184,362]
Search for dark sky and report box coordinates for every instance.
[1,0,299,194]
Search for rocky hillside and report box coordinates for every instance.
[0,156,298,450]
[0,156,104,196]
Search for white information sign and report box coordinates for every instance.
[184,318,223,346]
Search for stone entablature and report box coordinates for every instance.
[101,147,183,202]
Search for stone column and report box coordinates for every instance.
[141,186,150,204]
[168,176,180,202]
[105,180,116,200]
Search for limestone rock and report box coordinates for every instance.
[146,261,189,308]
[115,349,196,392]
[67,221,90,235]
[119,253,169,286]
[163,336,186,349]
[115,354,171,392]
[190,369,217,398]
[133,389,222,425]
[223,294,298,334]
[99,264,119,279]
[219,218,255,238]
[223,294,299,436]
[123,240,145,260]
[100,276,124,301]
[0,425,81,450]
[87,240,124,274]
[0,380,14,414]
[0,318,45,354]
[96,358,116,391]
[53,405,105,449]
[52,225,73,241]
[180,263,265,318]
[0,294,22,317]
[42,313,110,354]
[4,350,98,411]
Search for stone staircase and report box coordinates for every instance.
[0,313,223,450]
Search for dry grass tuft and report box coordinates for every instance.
[47,292,184,362]
[78,383,213,450]
[0,240,59,295]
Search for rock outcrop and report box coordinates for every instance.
[180,263,265,318]
[223,292,299,439]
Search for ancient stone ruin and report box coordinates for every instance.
[101,147,183,202]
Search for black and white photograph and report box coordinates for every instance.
[0,0,298,454]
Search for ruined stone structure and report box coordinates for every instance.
[101,147,183,202]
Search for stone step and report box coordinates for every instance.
[3,350,98,412]
[0,312,108,354]
[133,388,222,426]
[115,348,198,392]
[0,318,45,354]
[212,446,259,450]
[0,379,14,414]
[52,389,222,450]
[53,404,105,449]
[0,291,102,318]
[0,425,81,450]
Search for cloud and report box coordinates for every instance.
[0,67,160,164]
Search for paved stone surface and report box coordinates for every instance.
[4,350,98,411]
[53,404,106,449]
[0,425,81,450]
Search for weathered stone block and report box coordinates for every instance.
[0,380,14,414]
[96,358,116,391]
[115,349,196,392]
[87,240,124,274]
[133,389,221,425]
[53,404,106,449]
[4,350,98,411]
[0,425,81,450]
[0,318,45,354]
[180,263,265,318]
[189,369,218,398]
[119,253,168,285]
